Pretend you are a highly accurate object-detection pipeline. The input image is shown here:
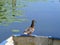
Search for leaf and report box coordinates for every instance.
[1,17,7,19]
[12,29,20,32]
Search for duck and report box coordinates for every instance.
[23,20,35,36]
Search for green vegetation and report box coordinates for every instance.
[12,29,20,32]
[0,0,48,26]
[0,0,26,26]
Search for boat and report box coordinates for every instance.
[0,34,60,45]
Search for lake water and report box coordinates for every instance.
[0,0,60,43]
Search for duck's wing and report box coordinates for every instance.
[24,27,34,34]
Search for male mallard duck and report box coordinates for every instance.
[23,20,35,35]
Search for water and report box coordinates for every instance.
[0,0,60,43]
